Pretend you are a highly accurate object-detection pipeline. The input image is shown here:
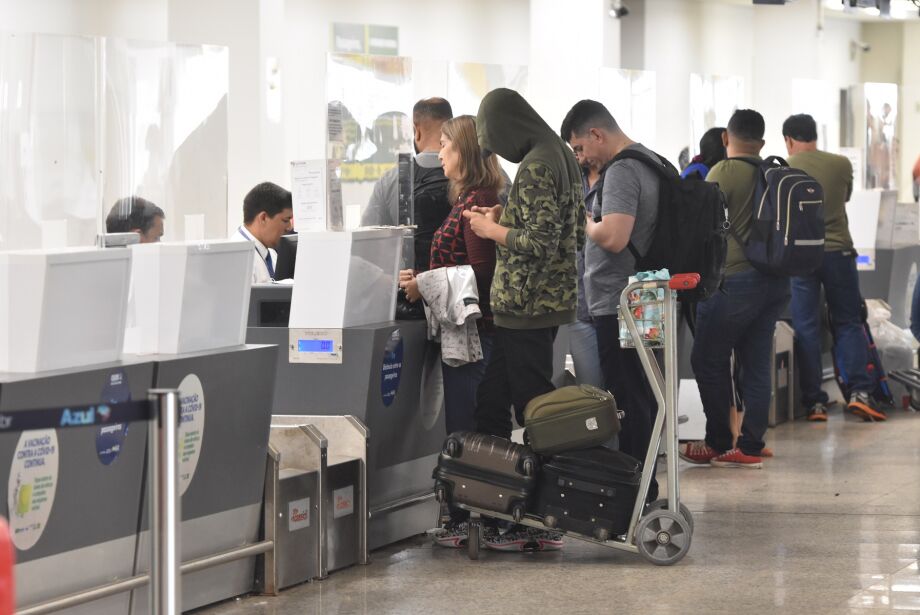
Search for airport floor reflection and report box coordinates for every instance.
[201,404,920,615]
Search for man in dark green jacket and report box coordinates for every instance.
[463,88,584,552]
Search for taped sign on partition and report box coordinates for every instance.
[177,374,206,495]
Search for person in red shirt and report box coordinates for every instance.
[400,115,503,547]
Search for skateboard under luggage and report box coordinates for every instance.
[532,447,641,541]
[433,431,538,524]
[523,384,620,454]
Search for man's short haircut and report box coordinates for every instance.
[560,100,620,142]
[727,109,765,142]
[413,98,453,124]
[106,196,164,234]
[782,114,818,143]
[243,182,293,224]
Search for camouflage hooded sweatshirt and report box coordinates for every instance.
[476,88,585,329]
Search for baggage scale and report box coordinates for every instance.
[445,273,700,565]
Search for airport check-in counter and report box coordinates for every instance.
[246,228,445,551]
[0,360,155,614]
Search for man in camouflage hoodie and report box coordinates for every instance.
[464,89,584,437]
[462,89,583,551]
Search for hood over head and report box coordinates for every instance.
[476,88,556,164]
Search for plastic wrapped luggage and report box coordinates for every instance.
[433,431,538,522]
[532,447,641,541]
[523,384,620,454]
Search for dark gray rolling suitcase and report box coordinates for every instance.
[432,431,538,522]
[523,384,620,454]
[532,447,641,541]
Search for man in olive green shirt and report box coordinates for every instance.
[783,113,886,422]
[681,109,789,469]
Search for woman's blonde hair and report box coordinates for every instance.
[441,115,504,202]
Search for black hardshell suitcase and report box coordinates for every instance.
[433,431,538,522]
[532,447,641,541]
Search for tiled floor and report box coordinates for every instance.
[202,405,920,614]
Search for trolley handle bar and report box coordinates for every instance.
[668,272,700,291]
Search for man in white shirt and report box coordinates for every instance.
[233,182,294,284]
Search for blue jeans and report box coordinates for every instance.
[691,269,789,455]
[791,251,871,407]
[442,333,494,435]
[566,320,605,388]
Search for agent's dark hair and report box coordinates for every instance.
[560,100,620,142]
[413,97,453,124]
[106,196,164,234]
[699,127,727,169]
[727,109,765,142]
[243,182,293,224]
[782,114,818,143]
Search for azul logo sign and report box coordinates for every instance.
[59,405,111,427]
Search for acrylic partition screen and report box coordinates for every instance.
[0,33,101,251]
[326,53,414,229]
[790,78,841,153]
[103,40,229,242]
[689,74,744,159]
[0,32,229,252]
[599,69,656,151]
[447,62,528,180]
[864,82,898,191]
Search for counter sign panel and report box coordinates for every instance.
[7,429,59,551]
[96,368,131,465]
[177,374,206,495]
[380,329,403,407]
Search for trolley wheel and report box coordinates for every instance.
[467,521,481,560]
[635,510,691,566]
[522,457,536,477]
[511,504,525,523]
[648,499,694,534]
[445,438,461,458]
[543,514,557,529]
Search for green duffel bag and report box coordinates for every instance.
[523,385,620,454]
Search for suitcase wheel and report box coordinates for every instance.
[522,457,536,477]
[434,483,448,503]
[445,438,461,458]
[543,514,557,529]
[512,503,525,523]
[594,528,610,542]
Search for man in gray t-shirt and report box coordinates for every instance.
[561,100,663,501]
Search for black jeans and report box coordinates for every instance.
[594,312,659,501]
[474,326,558,439]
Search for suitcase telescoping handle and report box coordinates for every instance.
[668,273,700,291]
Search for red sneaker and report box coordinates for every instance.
[678,440,719,464]
[710,448,763,469]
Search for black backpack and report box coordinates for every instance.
[593,149,728,300]
[729,156,825,277]
[412,161,452,272]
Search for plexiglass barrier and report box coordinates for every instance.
[599,69,656,153]
[0,32,229,252]
[689,73,744,158]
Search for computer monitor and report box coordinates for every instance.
[274,233,298,281]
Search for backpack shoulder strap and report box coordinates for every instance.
[610,148,677,179]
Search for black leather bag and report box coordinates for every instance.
[395,288,425,320]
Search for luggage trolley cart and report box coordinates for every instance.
[456,273,699,565]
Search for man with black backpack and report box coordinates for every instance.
[682,109,790,469]
[561,100,664,498]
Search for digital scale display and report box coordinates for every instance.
[298,339,334,353]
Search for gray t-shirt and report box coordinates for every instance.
[584,143,661,316]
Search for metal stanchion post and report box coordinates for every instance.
[148,389,181,615]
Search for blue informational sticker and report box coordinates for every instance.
[96,369,131,466]
[380,329,403,407]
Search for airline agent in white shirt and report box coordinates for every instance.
[233,182,294,283]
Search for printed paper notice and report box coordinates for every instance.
[291,161,327,232]
[8,429,59,551]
